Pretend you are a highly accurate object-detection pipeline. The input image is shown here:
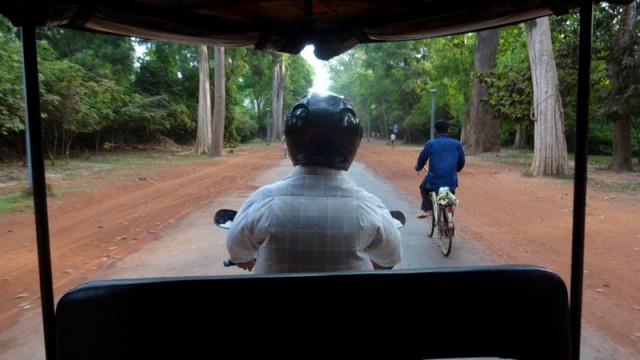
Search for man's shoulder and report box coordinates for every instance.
[352,186,388,209]
[450,137,464,149]
[248,180,283,198]
[441,135,463,145]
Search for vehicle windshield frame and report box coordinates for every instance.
[5,1,610,358]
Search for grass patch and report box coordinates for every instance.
[42,149,213,181]
[0,192,33,214]
[245,137,270,145]
[519,169,573,180]
[479,151,640,193]
[48,151,210,187]
[78,149,200,167]
[568,154,612,169]
[588,177,640,193]
[553,173,574,181]
[0,145,269,213]
[0,149,206,209]
[477,150,533,166]
[481,151,639,169]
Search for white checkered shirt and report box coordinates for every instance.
[225,166,402,273]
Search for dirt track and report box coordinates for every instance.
[0,140,638,359]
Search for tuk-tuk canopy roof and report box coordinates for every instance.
[0,0,632,60]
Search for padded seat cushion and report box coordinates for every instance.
[55,264,570,360]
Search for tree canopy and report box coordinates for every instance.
[326,3,639,168]
[1,2,638,168]
[0,18,313,159]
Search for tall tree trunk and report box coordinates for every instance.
[379,95,389,140]
[61,127,65,156]
[513,122,528,149]
[210,47,225,157]
[405,124,412,144]
[51,127,58,159]
[607,0,636,172]
[460,122,468,145]
[271,53,286,142]
[65,132,76,156]
[195,45,212,154]
[466,29,501,154]
[525,18,569,176]
[612,119,633,171]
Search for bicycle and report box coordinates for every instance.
[424,187,458,256]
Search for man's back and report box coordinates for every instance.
[226,166,402,273]
[417,135,465,190]
[226,92,402,273]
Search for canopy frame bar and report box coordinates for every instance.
[20,20,57,359]
[15,3,598,359]
[569,1,593,358]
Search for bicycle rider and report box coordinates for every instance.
[225,92,402,273]
[415,119,465,218]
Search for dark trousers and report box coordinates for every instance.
[420,183,455,212]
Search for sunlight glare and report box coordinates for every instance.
[301,45,331,93]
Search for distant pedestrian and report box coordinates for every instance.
[390,133,396,148]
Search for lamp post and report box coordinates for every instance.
[429,89,437,140]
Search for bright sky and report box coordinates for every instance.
[301,45,331,93]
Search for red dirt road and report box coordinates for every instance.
[358,141,640,358]
[1,141,639,359]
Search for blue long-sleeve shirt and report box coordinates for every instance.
[414,134,465,190]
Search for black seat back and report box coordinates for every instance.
[55,265,570,360]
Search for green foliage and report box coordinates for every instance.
[487,26,532,127]
[238,50,273,137]
[234,115,259,142]
[0,15,317,159]
[220,48,245,147]
[426,35,474,132]
[3,3,637,160]
[37,50,131,156]
[169,43,200,103]
[552,4,640,158]
[40,60,92,153]
[38,28,135,88]
[134,42,180,97]
[166,101,196,143]
[328,35,472,143]
[118,94,173,142]
[285,54,314,110]
[130,42,200,144]
[0,16,25,141]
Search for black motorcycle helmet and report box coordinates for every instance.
[285,92,362,171]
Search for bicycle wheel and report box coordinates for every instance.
[425,211,435,237]
[438,208,453,256]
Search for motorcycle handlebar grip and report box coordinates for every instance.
[223,258,236,267]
